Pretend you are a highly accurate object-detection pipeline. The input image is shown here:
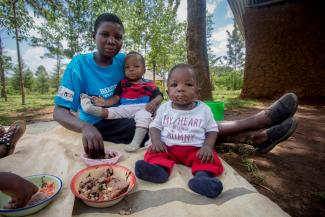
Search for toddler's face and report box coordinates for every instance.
[167,67,199,109]
[124,55,145,82]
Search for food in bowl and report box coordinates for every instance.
[78,168,129,201]
[25,177,55,207]
[0,174,62,217]
[85,152,117,159]
[80,148,122,166]
[70,164,136,208]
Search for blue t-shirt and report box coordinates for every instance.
[54,52,126,124]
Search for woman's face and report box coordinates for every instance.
[94,21,123,59]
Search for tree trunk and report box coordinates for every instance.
[56,53,60,92]
[0,36,7,101]
[241,0,325,99]
[186,0,212,100]
[13,1,25,105]
[56,41,61,92]
[153,61,156,82]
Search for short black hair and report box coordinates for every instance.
[94,13,124,33]
[126,51,145,67]
[167,63,196,83]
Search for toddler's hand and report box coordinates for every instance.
[148,141,167,153]
[197,145,214,163]
[91,96,106,107]
[145,102,158,114]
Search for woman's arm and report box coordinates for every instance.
[53,105,86,132]
[53,105,104,158]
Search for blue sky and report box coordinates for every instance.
[1,0,234,74]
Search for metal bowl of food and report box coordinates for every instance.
[0,174,62,217]
[70,164,135,208]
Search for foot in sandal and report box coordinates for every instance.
[0,120,26,158]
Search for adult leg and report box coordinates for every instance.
[0,146,6,159]
[217,114,270,137]
[218,117,298,153]
[217,93,298,141]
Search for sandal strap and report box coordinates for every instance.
[0,127,17,148]
[0,137,11,153]
[0,121,26,157]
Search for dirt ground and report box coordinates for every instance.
[23,103,325,217]
[220,104,325,217]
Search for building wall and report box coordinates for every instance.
[241,0,325,99]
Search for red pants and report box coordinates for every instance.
[144,145,224,177]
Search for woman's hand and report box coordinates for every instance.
[53,105,105,159]
[197,145,214,163]
[91,96,107,107]
[0,172,38,209]
[148,141,167,153]
[81,123,105,159]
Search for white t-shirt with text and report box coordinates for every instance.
[150,100,218,147]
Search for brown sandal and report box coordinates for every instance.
[0,120,26,156]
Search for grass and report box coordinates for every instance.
[0,94,54,125]
[241,157,266,184]
[312,192,325,202]
[212,89,264,110]
[216,142,266,184]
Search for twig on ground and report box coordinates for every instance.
[253,182,275,194]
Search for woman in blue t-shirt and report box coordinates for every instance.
[54,13,133,159]
[53,13,298,159]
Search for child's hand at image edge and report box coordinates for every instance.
[0,172,38,209]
